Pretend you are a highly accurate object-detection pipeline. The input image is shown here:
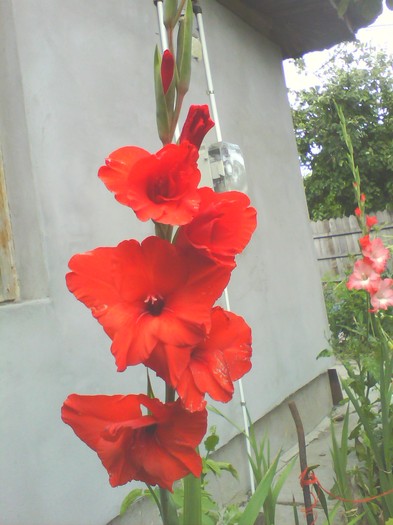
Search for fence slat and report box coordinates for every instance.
[312,211,393,280]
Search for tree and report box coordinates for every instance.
[290,42,393,220]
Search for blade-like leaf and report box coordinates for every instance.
[238,452,280,525]
[176,0,193,96]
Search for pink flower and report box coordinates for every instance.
[370,278,393,311]
[347,258,381,294]
[359,235,390,273]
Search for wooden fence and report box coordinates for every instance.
[311,210,393,280]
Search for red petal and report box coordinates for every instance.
[98,146,150,206]
[144,343,192,387]
[62,394,206,490]
[179,105,215,149]
[99,142,202,225]
[176,307,252,411]
[176,187,257,266]
[66,237,231,371]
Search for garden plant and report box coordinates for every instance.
[59,1,275,524]
[320,107,393,524]
[59,1,393,523]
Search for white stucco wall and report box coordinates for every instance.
[0,1,330,524]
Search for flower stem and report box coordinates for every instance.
[154,221,174,242]
[165,383,176,403]
[183,473,202,525]
[171,91,185,140]
[159,487,180,525]
[146,484,162,514]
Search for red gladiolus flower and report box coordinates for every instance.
[161,50,174,94]
[354,207,362,217]
[66,236,231,371]
[175,187,257,268]
[98,142,201,225]
[179,105,215,150]
[359,235,389,273]
[145,307,252,412]
[360,193,366,203]
[61,394,207,490]
[366,215,378,230]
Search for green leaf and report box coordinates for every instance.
[292,496,300,525]
[237,452,280,525]
[317,349,333,359]
[271,457,296,503]
[120,488,144,515]
[347,513,365,524]
[176,0,193,96]
[154,46,172,144]
[204,459,238,480]
[164,0,178,29]
[321,502,340,525]
[315,483,330,522]
[204,432,219,453]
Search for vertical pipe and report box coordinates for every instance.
[155,0,169,50]
[194,8,222,142]
[194,1,255,495]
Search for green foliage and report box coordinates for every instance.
[209,405,296,525]
[330,408,358,518]
[290,41,393,220]
[332,0,385,21]
[323,278,393,363]
[324,278,393,521]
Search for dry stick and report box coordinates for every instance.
[288,400,315,525]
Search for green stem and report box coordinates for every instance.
[171,91,185,141]
[159,488,180,525]
[154,221,174,242]
[146,484,162,514]
[174,0,187,26]
[373,317,393,517]
[183,473,202,525]
[166,384,176,403]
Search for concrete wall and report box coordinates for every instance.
[0,1,331,524]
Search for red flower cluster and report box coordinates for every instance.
[62,104,257,490]
[347,215,393,312]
